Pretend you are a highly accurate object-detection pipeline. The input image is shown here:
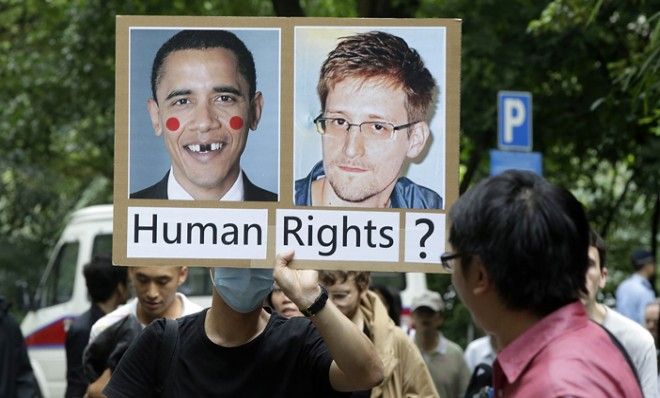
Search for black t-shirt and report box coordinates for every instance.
[105,309,348,397]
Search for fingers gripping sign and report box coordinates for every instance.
[274,251,322,311]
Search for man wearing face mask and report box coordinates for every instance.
[104,252,384,397]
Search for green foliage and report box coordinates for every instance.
[0,0,657,339]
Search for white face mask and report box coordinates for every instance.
[210,267,274,313]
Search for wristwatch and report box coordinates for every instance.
[301,285,328,317]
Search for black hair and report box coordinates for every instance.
[449,170,590,317]
[151,30,257,103]
[370,284,402,326]
[83,254,128,303]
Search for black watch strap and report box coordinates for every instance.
[301,285,328,317]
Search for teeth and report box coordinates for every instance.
[186,142,223,153]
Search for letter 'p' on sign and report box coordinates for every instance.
[498,91,532,151]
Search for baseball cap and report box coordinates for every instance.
[632,249,655,269]
[411,291,444,312]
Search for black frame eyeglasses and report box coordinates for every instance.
[313,114,419,141]
[440,252,462,273]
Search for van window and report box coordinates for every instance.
[40,242,79,307]
[92,234,113,258]
[180,267,213,296]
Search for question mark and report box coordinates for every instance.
[415,218,434,259]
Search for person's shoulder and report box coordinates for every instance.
[130,173,168,199]
[394,177,443,209]
[265,313,317,339]
[605,309,655,348]
[177,293,204,316]
[618,274,638,288]
[466,335,490,352]
[90,299,136,340]
[68,309,92,334]
[243,173,277,202]
[152,309,205,336]
[443,335,466,355]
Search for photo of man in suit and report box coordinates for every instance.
[131,29,277,202]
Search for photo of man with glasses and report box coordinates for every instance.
[294,30,444,209]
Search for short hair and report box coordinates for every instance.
[318,271,370,292]
[448,170,590,317]
[317,31,436,123]
[370,284,402,326]
[151,30,257,103]
[589,230,607,269]
[631,249,655,271]
[83,255,128,303]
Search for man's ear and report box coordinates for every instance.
[470,256,491,296]
[147,99,163,137]
[599,267,609,289]
[177,266,189,286]
[249,91,264,131]
[406,121,430,159]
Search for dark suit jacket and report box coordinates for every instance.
[130,171,277,201]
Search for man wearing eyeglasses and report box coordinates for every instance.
[445,170,643,397]
[295,31,443,209]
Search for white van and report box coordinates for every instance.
[20,204,429,397]
[19,205,212,398]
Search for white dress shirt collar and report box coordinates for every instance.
[167,168,245,201]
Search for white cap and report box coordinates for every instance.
[411,290,444,312]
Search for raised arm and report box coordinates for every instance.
[273,251,384,392]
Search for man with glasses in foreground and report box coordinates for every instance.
[295,31,443,209]
[443,170,642,397]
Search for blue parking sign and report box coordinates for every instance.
[498,91,532,151]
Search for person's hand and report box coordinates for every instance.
[273,250,321,310]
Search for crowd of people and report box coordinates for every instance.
[5,173,658,397]
[2,26,657,398]
[53,180,656,398]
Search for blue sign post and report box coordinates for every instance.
[492,91,542,176]
[490,150,543,176]
[497,91,533,151]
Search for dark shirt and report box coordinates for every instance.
[65,303,105,398]
[295,161,443,209]
[0,297,41,398]
[131,171,277,201]
[105,309,348,398]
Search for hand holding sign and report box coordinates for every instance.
[273,251,322,310]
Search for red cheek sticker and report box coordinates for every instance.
[229,116,244,131]
[165,117,180,132]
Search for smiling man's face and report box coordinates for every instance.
[148,47,263,200]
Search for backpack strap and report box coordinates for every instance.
[155,318,179,396]
[593,320,643,394]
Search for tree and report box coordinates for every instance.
[1,0,657,337]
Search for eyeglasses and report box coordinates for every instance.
[440,252,462,273]
[314,114,419,141]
